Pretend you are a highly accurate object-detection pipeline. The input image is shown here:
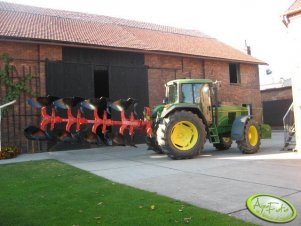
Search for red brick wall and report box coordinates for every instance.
[145,54,205,108]
[145,54,262,122]
[261,87,292,102]
[39,45,62,61]
[204,60,262,122]
[0,41,62,152]
[0,42,62,96]
[0,42,62,60]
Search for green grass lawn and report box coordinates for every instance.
[0,160,257,226]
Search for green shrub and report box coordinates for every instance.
[0,146,20,160]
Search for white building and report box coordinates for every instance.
[283,0,301,151]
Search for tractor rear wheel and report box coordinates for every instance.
[214,136,232,150]
[237,119,261,154]
[156,111,206,159]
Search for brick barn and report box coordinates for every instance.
[0,2,265,152]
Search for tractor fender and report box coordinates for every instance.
[231,115,252,141]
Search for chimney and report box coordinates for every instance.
[245,40,252,55]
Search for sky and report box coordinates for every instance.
[4,0,296,86]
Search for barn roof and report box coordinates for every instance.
[284,0,301,17]
[0,1,264,64]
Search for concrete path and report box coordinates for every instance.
[1,131,301,226]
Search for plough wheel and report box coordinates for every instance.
[237,119,261,154]
[156,111,206,159]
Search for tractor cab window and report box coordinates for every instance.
[182,84,193,103]
[181,83,203,104]
[193,84,202,103]
[166,84,177,104]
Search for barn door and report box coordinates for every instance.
[46,61,94,98]
[110,65,149,117]
[110,65,149,143]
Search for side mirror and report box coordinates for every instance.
[163,97,168,104]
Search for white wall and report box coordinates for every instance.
[287,14,301,151]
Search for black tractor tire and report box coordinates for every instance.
[156,110,206,159]
[237,119,261,154]
[213,136,232,150]
[145,136,164,154]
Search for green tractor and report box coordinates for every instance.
[146,79,271,159]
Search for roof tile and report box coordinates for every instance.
[286,0,301,15]
[0,1,264,64]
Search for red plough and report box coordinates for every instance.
[24,96,152,146]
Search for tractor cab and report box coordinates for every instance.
[164,79,214,125]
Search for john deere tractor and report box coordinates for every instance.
[147,79,271,159]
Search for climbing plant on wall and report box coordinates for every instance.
[0,53,32,105]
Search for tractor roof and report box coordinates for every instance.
[166,79,213,85]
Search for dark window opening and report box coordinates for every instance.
[229,63,240,84]
[94,70,109,98]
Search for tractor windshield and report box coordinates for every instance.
[181,83,202,104]
[166,84,177,103]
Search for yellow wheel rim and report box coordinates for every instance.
[171,121,198,151]
[248,125,258,146]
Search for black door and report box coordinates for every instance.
[45,62,149,146]
[46,61,94,98]
[110,65,149,143]
[263,99,292,127]
[94,66,109,98]
[110,65,149,116]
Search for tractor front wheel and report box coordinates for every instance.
[237,119,261,154]
[156,111,206,159]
